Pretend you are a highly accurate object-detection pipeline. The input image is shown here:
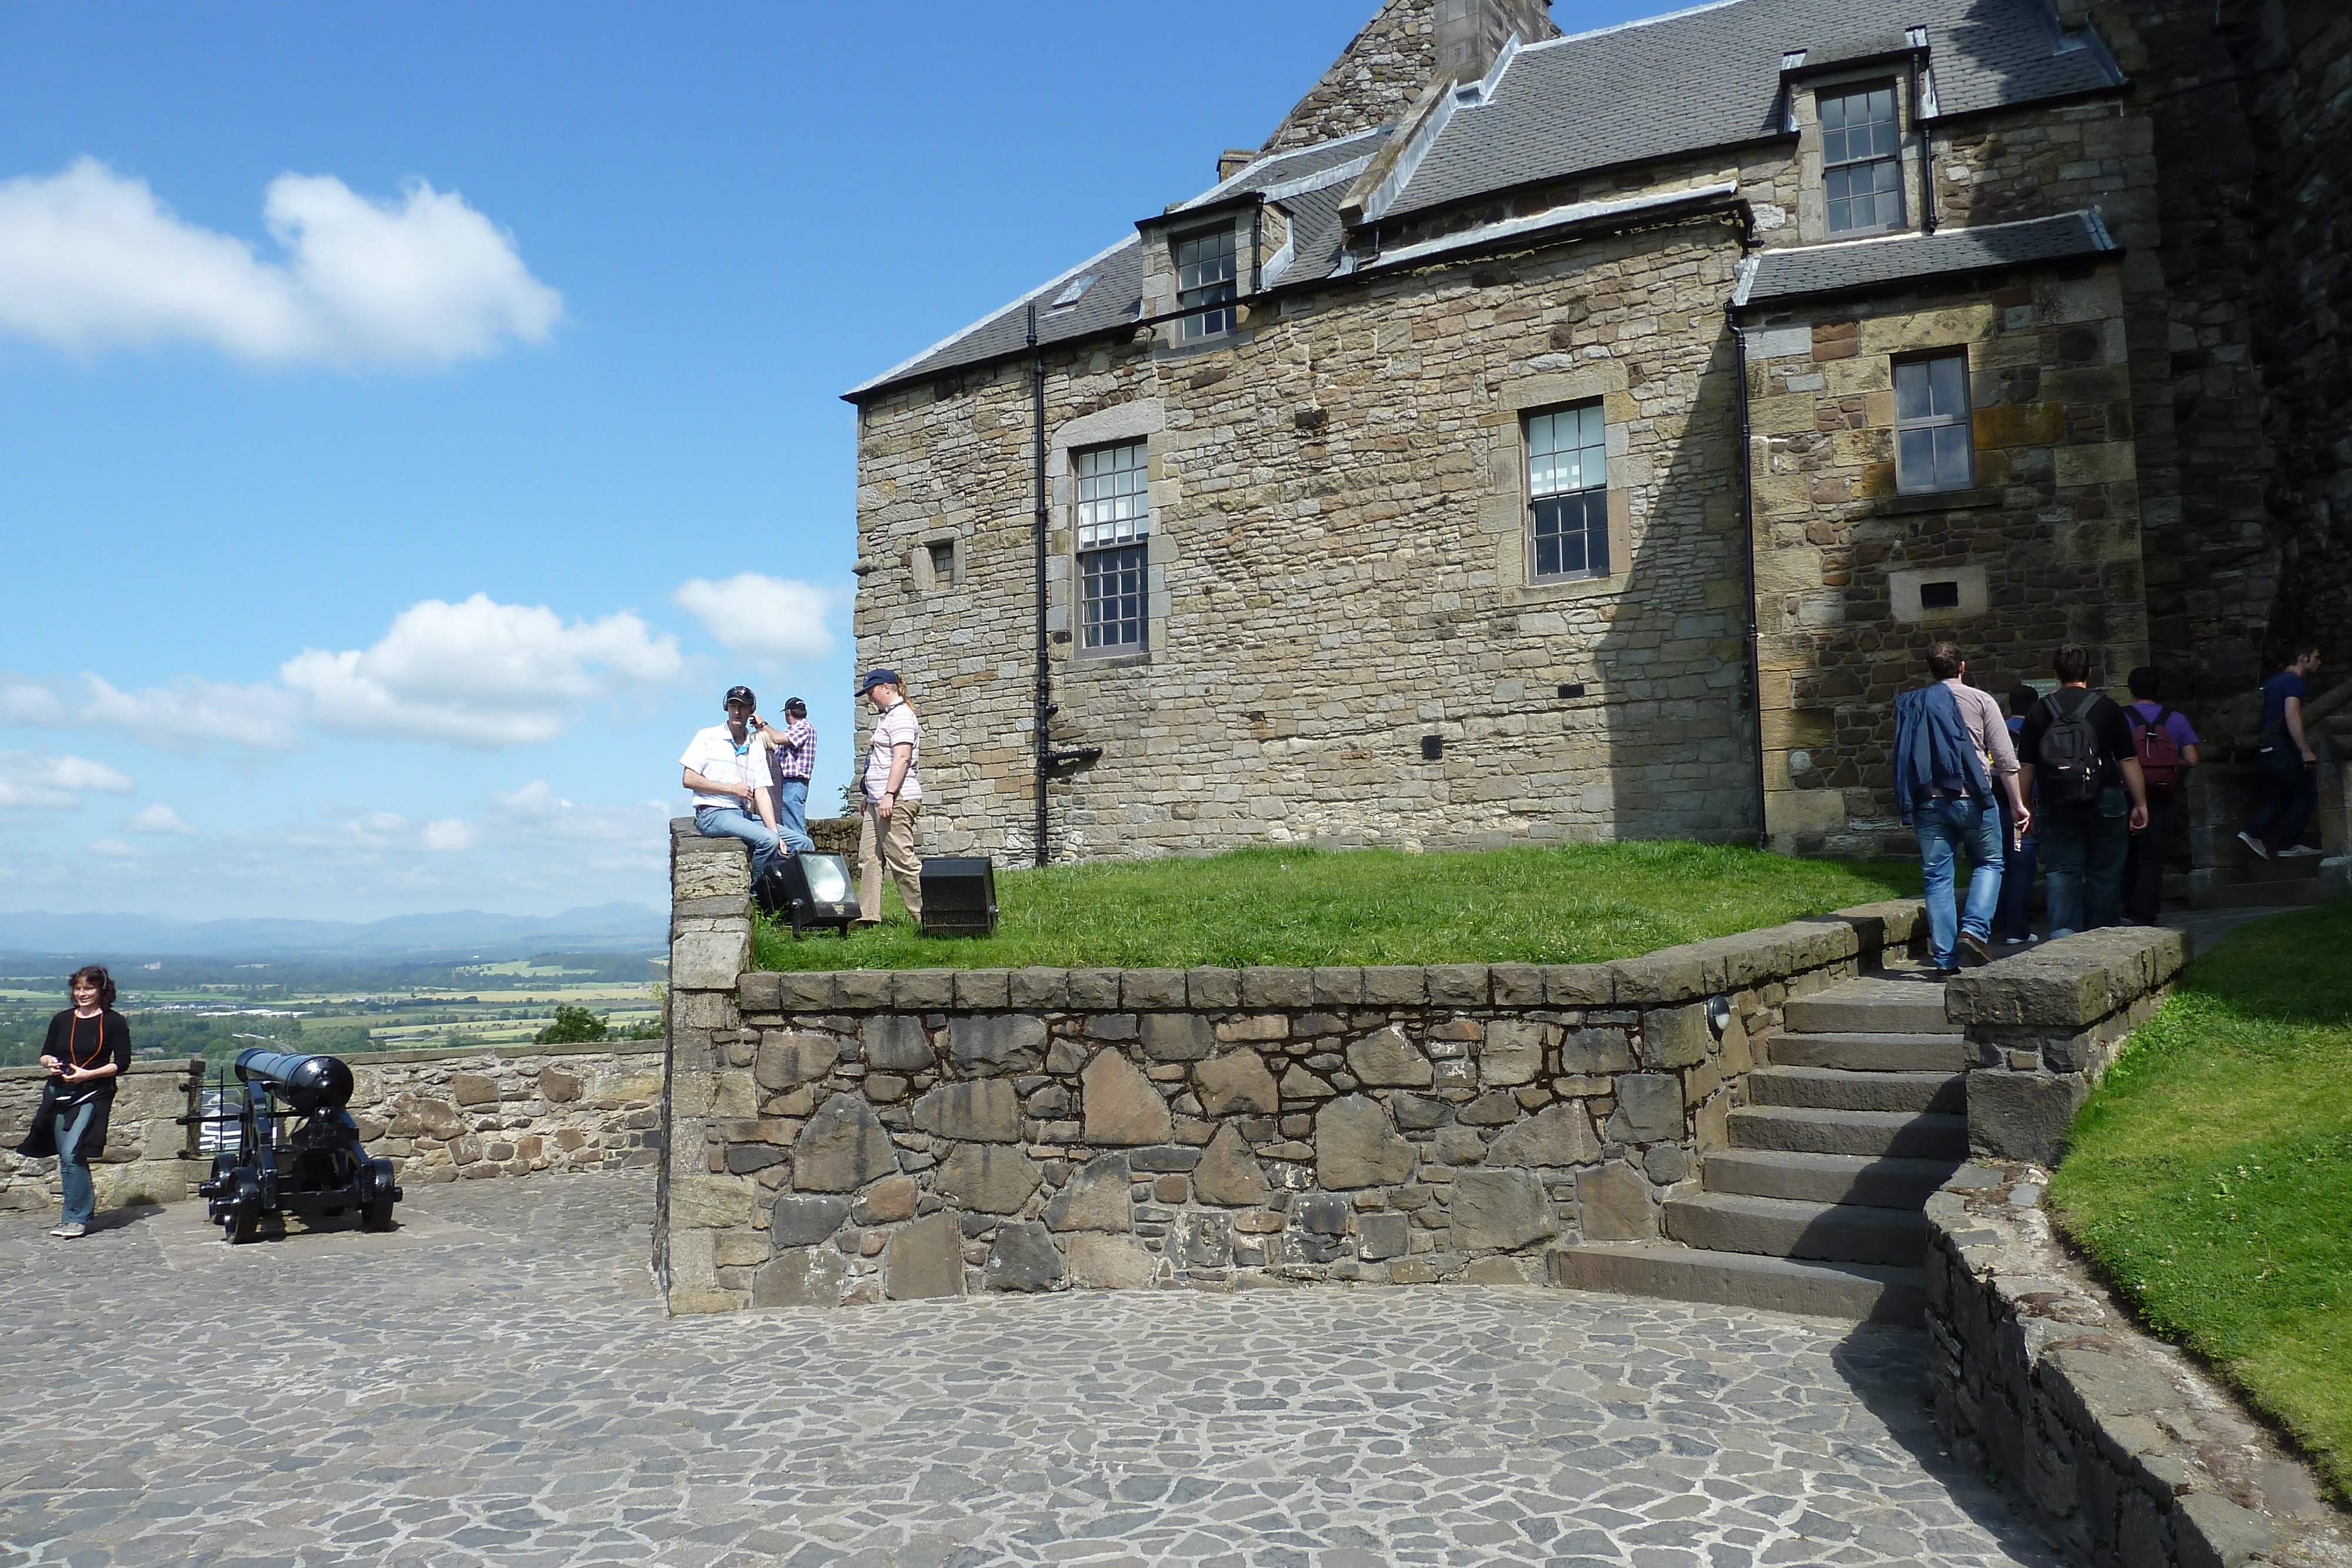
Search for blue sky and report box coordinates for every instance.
[0,0,1656,922]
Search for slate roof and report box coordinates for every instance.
[846,0,2125,399]
[1732,209,2117,305]
[844,128,1388,399]
[1385,0,2123,220]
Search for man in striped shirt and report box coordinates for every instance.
[756,696,818,854]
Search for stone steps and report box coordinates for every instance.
[1702,1149,1976,1208]
[1763,1030,1968,1073]
[1549,1242,1927,1325]
[1663,1191,1929,1268]
[1729,1106,1970,1161]
[1783,979,1958,1037]
[1747,1066,1964,1114]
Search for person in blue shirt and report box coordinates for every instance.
[2236,642,2326,860]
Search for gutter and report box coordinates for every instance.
[1730,312,1769,853]
[1028,303,1051,868]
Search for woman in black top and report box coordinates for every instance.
[17,964,132,1238]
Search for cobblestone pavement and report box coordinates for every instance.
[0,1175,2061,1568]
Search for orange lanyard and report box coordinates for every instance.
[65,1013,103,1072]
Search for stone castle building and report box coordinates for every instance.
[844,0,2347,870]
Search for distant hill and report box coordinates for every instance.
[0,902,666,959]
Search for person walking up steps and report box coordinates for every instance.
[1893,641,2028,977]
[1996,684,2042,946]
[2019,646,2149,937]
[2237,642,2326,861]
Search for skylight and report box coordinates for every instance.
[1048,273,1098,310]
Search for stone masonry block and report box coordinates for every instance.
[779,974,833,1011]
[1240,968,1312,1008]
[1311,967,1365,1006]
[1121,969,1186,1009]
[1967,1069,2089,1165]
[1608,950,1706,1005]
[831,970,891,1009]
[1544,965,1615,1005]
[1185,968,1241,1008]
[1426,965,1489,1007]
[1641,1004,1712,1070]
[952,971,1011,1009]
[1068,969,1122,1009]
[1362,967,1428,1006]
[1488,963,1544,1007]
[672,928,752,992]
[890,969,956,1009]
[737,972,783,1014]
[1010,967,1071,1009]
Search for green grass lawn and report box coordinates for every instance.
[2050,901,2352,1501]
[754,840,1920,972]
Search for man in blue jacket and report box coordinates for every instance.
[1894,642,2031,977]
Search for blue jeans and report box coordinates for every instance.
[771,778,814,855]
[2243,748,2318,850]
[1998,828,2039,942]
[2040,791,2131,936]
[695,805,781,884]
[55,1096,98,1226]
[1914,797,2003,969]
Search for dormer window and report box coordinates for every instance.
[1174,226,1238,341]
[1822,82,1903,235]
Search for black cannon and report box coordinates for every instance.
[183,1049,402,1243]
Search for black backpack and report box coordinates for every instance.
[2038,688,2109,805]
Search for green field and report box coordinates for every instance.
[2050,902,2352,1501]
[755,841,1922,972]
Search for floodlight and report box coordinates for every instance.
[761,852,861,938]
[918,857,999,937]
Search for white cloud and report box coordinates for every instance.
[489,780,671,845]
[1,683,62,723]
[0,752,135,810]
[88,838,140,859]
[0,158,562,366]
[78,675,304,750]
[281,593,685,747]
[421,818,477,852]
[127,803,198,835]
[674,574,836,664]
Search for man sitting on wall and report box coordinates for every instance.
[680,685,785,885]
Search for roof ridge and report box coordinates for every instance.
[1516,0,1753,56]
[1179,123,1392,212]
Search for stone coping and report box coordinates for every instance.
[1925,1163,2323,1568]
[1946,925,2190,1029]
[1,1039,663,1082]
[734,900,1926,1012]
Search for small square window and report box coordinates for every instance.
[1893,352,1975,494]
[1821,83,1904,236]
[1919,580,1961,609]
[926,540,956,584]
[1174,227,1238,341]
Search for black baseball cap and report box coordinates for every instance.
[860,668,900,694]
[724,685,756,707]
[784,696,807,716]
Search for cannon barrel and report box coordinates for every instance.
[233,1049,355,1113]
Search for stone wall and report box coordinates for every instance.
[0,1042,664,1216]
[657,830,1926,1312]
[1925,1169,2293,1568]
[1946,924,2188,1166]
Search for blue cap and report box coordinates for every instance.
[859,668,901,694]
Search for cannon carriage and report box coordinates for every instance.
[181,1048,402,1243]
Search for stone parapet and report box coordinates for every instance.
[0,1042,664,1216]
[1946,927,2188,1165]
[1925,1166,2303,1568]
[657,900,1925,1313]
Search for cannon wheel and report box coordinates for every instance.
[228,1205,259,1245]
[362,1193,396,1230]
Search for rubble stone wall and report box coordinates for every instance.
[0,1042,664,1215]
[657,824,1927,1312]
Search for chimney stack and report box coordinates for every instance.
[1434,0,1558,85]
[1218,148,1259,182]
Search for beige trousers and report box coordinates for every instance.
[857,800,923,920]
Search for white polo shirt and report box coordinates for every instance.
[680,724,766,811]
[863,702,921,804]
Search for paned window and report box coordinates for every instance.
[1174,227,1238,341]
[1077,442,1151,651]
[1822,83,1903,235]
[1526,402,1611,580]
[1893,352,1975,493]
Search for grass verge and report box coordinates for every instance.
[2049,901,2352,1500]
[753,840,1919,972]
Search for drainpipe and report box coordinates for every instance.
[1732,313,1769,852]
[1029,303,1051,868]
[1909,38,1939,234]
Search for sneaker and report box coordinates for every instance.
[1998,936,2031,947]
[2277,844,2324,858]
[1959,930,1993,967]
[48,1222,86,1239]
[2237,830,2272,860]
[1934,967,1962,981]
